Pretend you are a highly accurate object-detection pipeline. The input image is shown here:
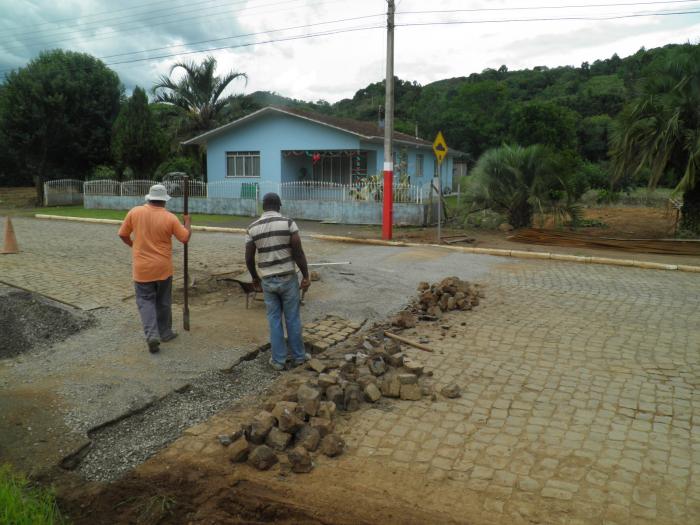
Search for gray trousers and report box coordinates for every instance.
[134,277,174,341]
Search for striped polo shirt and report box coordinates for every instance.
[245,211,300,278]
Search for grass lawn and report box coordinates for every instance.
[22,205,251,224]
[0,464,65,525]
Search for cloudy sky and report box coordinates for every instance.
[1,0,699,103]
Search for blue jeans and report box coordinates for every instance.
[261,273,305,364]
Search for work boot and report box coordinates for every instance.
[148,339,160,354]
[268,358,285,371]
[293,353,312,368]
[161,332,178,343]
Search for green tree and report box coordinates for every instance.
[509,101,580,151]
[152,55,247,135]
[0,50,121,196]
[579,114,614,163]
[468,144,582,228]
[611,44,700,233]
[111,87,167,179]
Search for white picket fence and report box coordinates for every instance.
[75,179,426,204]
[44,179,84,206]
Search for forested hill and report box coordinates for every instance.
[240,42,695,167]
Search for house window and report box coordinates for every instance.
[416,154,424,177]
[226,151,260,177]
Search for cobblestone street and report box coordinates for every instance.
[159,258,700,524]
[2,217,699,523]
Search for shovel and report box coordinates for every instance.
[183,176,190,331]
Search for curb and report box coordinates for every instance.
[33,215,700,274]
[309,234,700,274]
[34,214,247,234]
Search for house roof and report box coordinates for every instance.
[182,105,446,151]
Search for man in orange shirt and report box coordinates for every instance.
[118,184,191,354]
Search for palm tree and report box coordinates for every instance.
[611,45,700,234]
[468,144,581,228]
[152,56,247,135]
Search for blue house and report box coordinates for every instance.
[183,106,459,191]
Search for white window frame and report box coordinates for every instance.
[226,151,260,178]
[416,154,424,177]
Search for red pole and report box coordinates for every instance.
[381,0,395,241]
[382,167,393,240]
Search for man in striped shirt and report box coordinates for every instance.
[245,192,311,370]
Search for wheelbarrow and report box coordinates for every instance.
[218,278,262,309]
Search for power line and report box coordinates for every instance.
[0,5,695,77]
[0,23,385,78]
[102,7,700,68]
[0,0,317,50]
[2,0,268,40]
[107,24,385,67]
[395,9,700,27]
[397,0,700,16]
[5,0,222,32]
[97,13,385,61]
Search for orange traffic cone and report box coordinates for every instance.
[1,217,19,254]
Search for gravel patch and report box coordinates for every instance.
[76,352,277,482]
[0,285,93,359]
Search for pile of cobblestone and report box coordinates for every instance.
[218,334,440,473]
[218,382,346,474]
[415,276,483,315]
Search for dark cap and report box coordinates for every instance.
[262,192,282,211]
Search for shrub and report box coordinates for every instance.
[578,161,610,189]
[0,464,65,525]
[89,165,118,181]
[154,156,200,181]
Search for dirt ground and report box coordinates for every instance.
[57,379,463,525]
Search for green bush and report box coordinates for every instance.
[89,165,118,181]
[578,161,610,189]
[0,464,65,525]
[154,156,200,181]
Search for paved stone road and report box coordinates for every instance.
[3,217,699,523]
[162,258,700,524]
[344,261,700,524]
[0,217,245,309]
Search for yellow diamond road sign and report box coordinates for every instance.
[433,131,448,165]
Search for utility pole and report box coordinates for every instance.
[382,0,395,240]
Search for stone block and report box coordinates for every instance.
[403,358,424,376]
[317,373,337,390]
[441,383,462,399]
[247,445,278,470]
[364,383,382,403]
[295,425,321,452]
[288,446,314,473]
[265,427,292,451]
[317,400,336,420]
[368,355,386,376]
[247,411,275,444]
[344,383,362,412]
[297,384,321,417]
[386,352,405,368]
[310,417,335,437]
[380,373,401,398]
[320,433,345,457]
[276,408,305,434]
[325,385,345,409]
[398,373,417,384]
[228,436,250,463]
[400,383,422,401]
[308,358,326,374]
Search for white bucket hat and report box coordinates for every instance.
[145,184,171,202]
